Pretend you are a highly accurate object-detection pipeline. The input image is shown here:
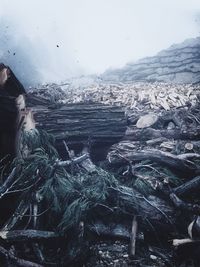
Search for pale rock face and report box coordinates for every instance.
[102,37,200,84]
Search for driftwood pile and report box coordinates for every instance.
[1,82,200,266]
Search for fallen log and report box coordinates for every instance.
[88,221,131,240]
[107,186,176,236]
[27,98,126,159]
[68,149,175,235]
[54,153,89,167]
[173,176,200,197]
[0,245,43,267]
[0,229,59,242]
[173,238,196,247]
[129,216,138,257]
[107,148,200,177]
[125,127,200,141]
[169,193,200,214]
[173,238,200,266]
[29,101,126,143]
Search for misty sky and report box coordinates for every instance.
[0,0,200,85]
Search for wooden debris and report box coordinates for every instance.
[136,113,159,129]
[29,82,200,112]
[0,168,16,198]
[0,230,60,242]
[185,142,194,151]
[173,176,200,197]
[173,238,194,247]
[129,216,138,257]
[1,71,200,266]
[107,148,200,178]
[0,245,44,267]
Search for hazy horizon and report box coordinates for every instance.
[0,0,200,86]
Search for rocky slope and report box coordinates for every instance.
[102,37,200,84]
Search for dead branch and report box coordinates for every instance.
[108,149,199,177]
[0,168,16,198]
[54,153,89,167]
[0,245,44,267]
[173,238,196,247]
[2,200,31,231]
[169,193,200,214]
[129,216,138,257]
[173,176,200,197]
[0,230,60,242]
